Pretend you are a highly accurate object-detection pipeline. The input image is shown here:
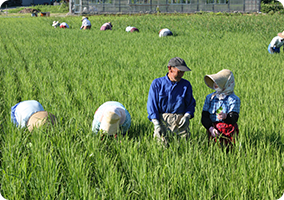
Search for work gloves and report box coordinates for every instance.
[209,126,220,137]
[178,113,191,130]
[152,119,168,146]
[152,119,165,137]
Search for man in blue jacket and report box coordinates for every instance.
[147,57,196,145]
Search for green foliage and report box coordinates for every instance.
[216,106,223,114]
[7,4,69,14]
[261,2,284,14]
[0,14,284,199]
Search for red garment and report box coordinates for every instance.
[207,122,239,146]
[131,28,139,32]
[100,24,112,31]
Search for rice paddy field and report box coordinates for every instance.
[0,12,284,199]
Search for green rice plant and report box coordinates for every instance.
[0,14,284,199]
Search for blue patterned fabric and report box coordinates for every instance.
[11,102,20,126]
[202,92,240,123]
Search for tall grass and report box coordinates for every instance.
[0,13,284,199]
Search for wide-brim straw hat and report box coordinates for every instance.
[278,31,284,38]
[27,111,56,132]
[100,110,121,135]
[204,69,232,90]
[81,16,88,21]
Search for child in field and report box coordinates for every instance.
[126,26,139,32]
[11,100,56,132]
[92,101,131,137]
[201,69,240,148]
[80,16,91,30]
[100,22,112,31]
[159,28,173,37]
[52,21,69,29]
[268,31,284,54]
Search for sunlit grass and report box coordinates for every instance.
[0,13,284,199]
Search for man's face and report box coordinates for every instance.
[168,66,185,82]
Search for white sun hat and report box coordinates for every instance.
[204,69,233,90]
[52,21,59,27]
[100,106,126,135]
[126,26,132,32]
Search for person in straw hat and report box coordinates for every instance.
[268,31,284,54]
[100,22,113,31]
[80,16,91,30]
[147,57,196,146]
[11,100,56,132]
[159,28,173,37]
[52,21,69,29]
[92,101,131,137]
[201,69,240,149]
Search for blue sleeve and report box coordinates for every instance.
[202,94,211,112]
[121,109,131,134]
[11,102,20,126]
[147,79,160,121]
[92,119,100,134]
[184,83,196,118]
[228,95,241,113]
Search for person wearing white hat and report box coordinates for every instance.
[147,57,196,145]
[80,16,91,30]
[159,28,173,37]
[201,69,240,148]
[11,100,56,132]
[268,31,284,54]
[52,21,69,29]
[100,22,113,31]
[126,26,139,32]
[92,101,131,136]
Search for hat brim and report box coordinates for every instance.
[100,120,120,135]
[27,111,56,132]
[204,69,232,90]
[278,33,284,38]
[100,111,121,135]
[175,65,191,71]
[204,75,215,89]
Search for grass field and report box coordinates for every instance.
[0,13,284,199]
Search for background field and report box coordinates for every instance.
[0,13,284,199]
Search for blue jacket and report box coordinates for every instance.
[147,74,196,121]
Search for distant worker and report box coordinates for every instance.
[126,26,139,32]
[92,101,131,136]
[31,10,38,17]
[201,69,240,149]
[52,21,69,29]
[80,16,91,30]
[11,100,56,132]
[268,31,284,54]
[147,57,196,145]
[100,22,112,31]
[159,28,173,37]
